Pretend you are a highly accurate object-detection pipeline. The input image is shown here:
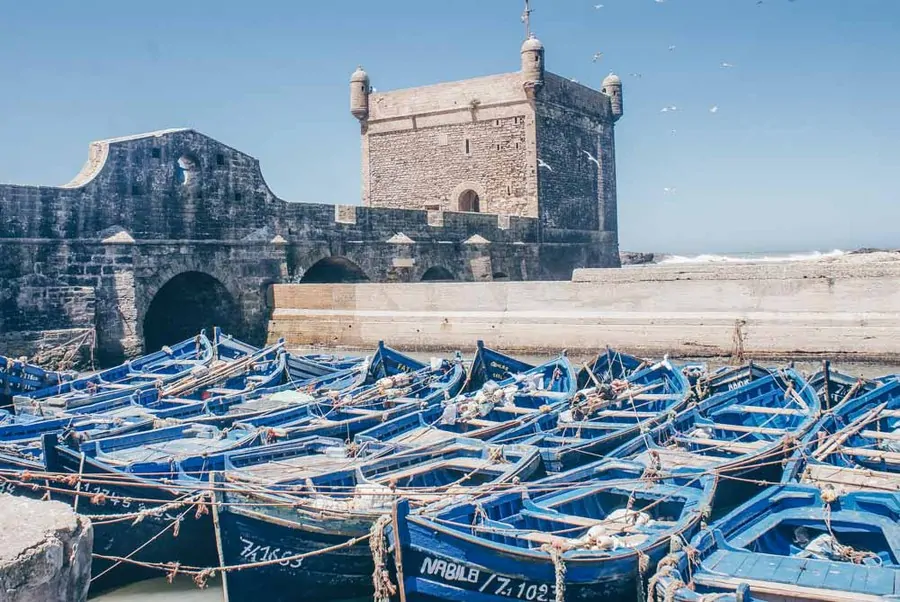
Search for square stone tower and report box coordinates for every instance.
[350,36,623,237]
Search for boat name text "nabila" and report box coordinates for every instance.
[420,556,558,601]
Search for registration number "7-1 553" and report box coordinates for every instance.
[419,556,558,601]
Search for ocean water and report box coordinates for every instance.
[657,248,847,265]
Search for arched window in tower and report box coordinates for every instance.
[458,190,480,213]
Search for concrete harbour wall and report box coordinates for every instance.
[267,258,900,361]
[0,495,92,602]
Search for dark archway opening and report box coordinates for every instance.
[143,272,240,352]
[301,257,370,283]
[459,190,481,213]
[492,272,510,281]
[421,267,456,282]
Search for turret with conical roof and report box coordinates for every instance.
[350,66,370,122]
[521,35,545,95]
[602,73,623,121]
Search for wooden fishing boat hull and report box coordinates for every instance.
[35,437,218,594]
[214,439,542,601]
[216,488,376,601]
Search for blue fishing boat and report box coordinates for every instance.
[692,361,774,401]
[386,459,715,602]
[783,378,900,493]
[213,438,542,602]
[32,422,263,593]
[354,353,576,449]
[61,340,290,424]
[576,347,651,389]
[611,369,820,515]
[509,357,691,472]
[238,344,466,442]
[286,350,363,381]
[14,331,215,414]
[465,340,535,392]
[0,354,74,408]
[806,362,880,409]
[651,484,900,601]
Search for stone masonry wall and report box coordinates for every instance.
[0,495,93,602]
[535,74,614,232]
[367,115,532,215]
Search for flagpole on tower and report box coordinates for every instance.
[522,0,533,38]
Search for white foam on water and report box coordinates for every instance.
[658,249,847,265]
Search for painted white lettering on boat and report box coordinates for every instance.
[726,378,749,391]
[239,536,303,569]
[420,557,480,583]
[420,556,555,601]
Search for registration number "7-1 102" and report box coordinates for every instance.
[418,556,558,601]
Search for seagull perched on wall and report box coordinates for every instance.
[583,150,601,167]
[538,158,554,172]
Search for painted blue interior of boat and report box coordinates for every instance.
[403,459,712,557]
[22,332,213,402]
[661,485,900,600]
[241,356,465,439]
[494,360,690,471]
[783,378,900,485]
[266,438,539,492]
[354,355,575,448]
[77,422,261,465]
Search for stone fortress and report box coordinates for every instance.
[0,34,624,362]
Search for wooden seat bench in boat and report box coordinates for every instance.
[592,410,658,419]
[709,423,787,436]
[837,446,900,464]
[860,429,900,442]
[803,464,900,492]
[716,405,805,417]
[672,436,765,455]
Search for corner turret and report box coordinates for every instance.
[521,35,545,97]
[602,73,623,121]
[350,66,370,122]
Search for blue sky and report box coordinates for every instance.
[1,0,898,253]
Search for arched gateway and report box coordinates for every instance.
[142,271,241,351]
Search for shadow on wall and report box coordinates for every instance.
[300,257,370,283]
[143,271,241,351]
[421,266,456,282]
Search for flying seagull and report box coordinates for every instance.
[592,52,604,62]
[629,72,643,78]
[710,105,719,114]
[668,45,677,52]
[583,150,601,167]
[663,187,677,195]
[721,61,734,68]
[538,158,554,172]
[594,3,604,8]
[660,105,678,113]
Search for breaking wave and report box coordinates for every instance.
[658,249,847,265]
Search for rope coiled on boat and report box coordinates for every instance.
[540,543,566,602]
[370,514,397,602]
